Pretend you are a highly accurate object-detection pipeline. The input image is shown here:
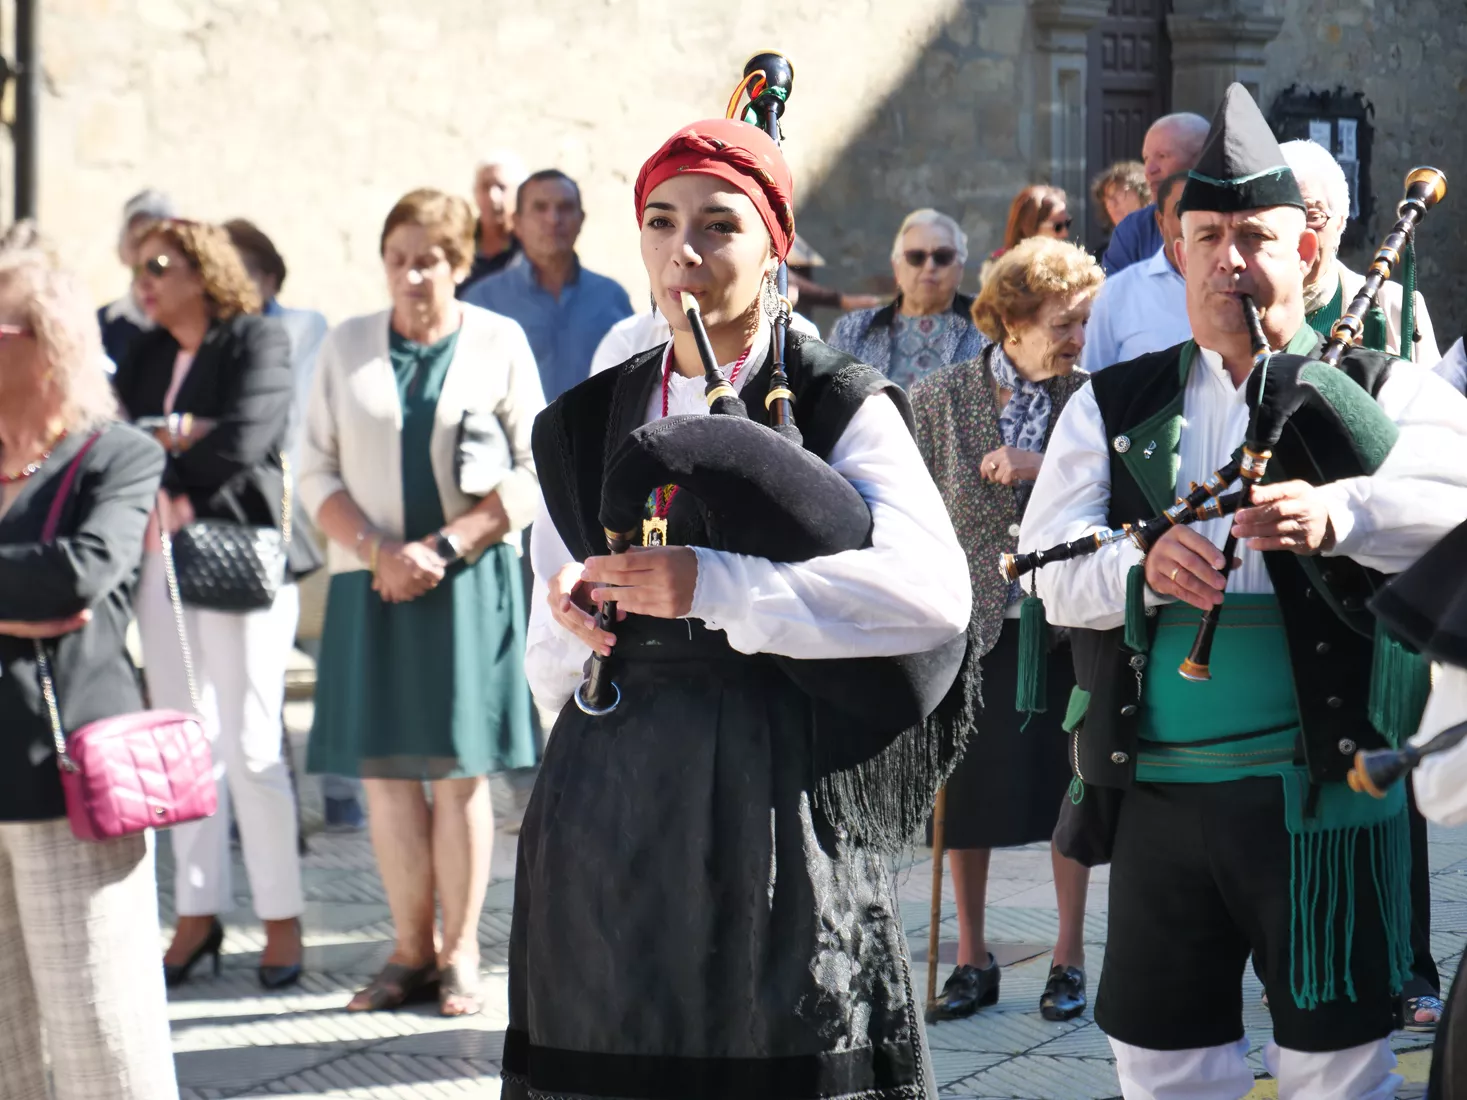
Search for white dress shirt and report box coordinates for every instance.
[589,309,821,377]
[1433,336,1467,396]
[525,339,972,714]
[1020,343,1467,631]
[1412,664,1467,825]
[1080,246,1190,374]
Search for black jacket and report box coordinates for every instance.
[0,425,164,821]
[113,312,320,578]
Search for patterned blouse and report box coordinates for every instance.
[888,313,955,390]
[910,344,1089,660]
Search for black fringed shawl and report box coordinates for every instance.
[531,332,975,851]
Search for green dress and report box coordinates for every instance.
[307,326,536,780]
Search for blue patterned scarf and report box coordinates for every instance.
[989,344,1053,454]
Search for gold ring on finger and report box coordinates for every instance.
[1169,566,1180,583]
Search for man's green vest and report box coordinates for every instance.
[1065,328,1422,791]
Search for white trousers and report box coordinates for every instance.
[1111,1037,1401,1100]
[135,552,304,920]
[0,819,179,1100]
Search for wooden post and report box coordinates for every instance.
[926,784,947,1008]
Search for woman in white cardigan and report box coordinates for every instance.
[298,189,544,1016]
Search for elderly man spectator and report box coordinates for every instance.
[1282,139,1439,363]
[97,188,176,366]
[463,169,632,402]
[1101,113,1209,275]
[458,151,526,296]
[828,208,986,389]
[1092,160,1150,237]
[1080,171,1190,373]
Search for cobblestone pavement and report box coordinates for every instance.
[160,709,1461,1098]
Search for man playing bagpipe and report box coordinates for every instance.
[1019,83,1467,1098]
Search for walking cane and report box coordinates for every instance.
[926,784,948,1008]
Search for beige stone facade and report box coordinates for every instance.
[31,0,1466,337]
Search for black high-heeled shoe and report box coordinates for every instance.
[258,918,304,990]
[164,918,224,988]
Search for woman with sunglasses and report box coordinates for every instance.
[827,208,986,389]
[112,220,315,991]
[980,185,1073,285]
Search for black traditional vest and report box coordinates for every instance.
[1068,330,1403,790]
[532,332,976,850]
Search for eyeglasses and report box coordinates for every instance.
[903,247,959,269]
[1051,218,1074,233]
[0,324,31,340]
[134,255,172,279]
[1304,205,1334,230]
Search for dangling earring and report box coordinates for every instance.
[760,270,780,323]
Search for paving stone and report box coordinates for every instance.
[175,1044,348,1090]
[929,1047,1008,1086]
[958,1053,1122,1099]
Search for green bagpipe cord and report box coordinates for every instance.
[1401,239,1417,354]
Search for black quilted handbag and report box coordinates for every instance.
[170,456,292,613]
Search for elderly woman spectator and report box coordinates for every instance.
[981,185,1072,282]
[112,219,313,990]
[912,237,1103,1025]
[1090,161,1150,237]
[299,188,543,1016]
[827,208,985,389]
[0,249,178,1099]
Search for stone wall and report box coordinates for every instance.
[1261,0,1467,343]
[40,0,979,324]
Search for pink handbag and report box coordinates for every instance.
[33,433,217,841]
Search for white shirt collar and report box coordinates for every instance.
[1142,245,1181,281]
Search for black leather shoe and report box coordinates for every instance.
[258,918,304,990]
[164,918,225,988]
[925,954,1000,1022]
[1039,964,1086,1021]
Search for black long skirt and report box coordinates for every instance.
[938,620,1075,850]
[503,633,935,1100]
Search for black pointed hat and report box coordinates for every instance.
[1176,83,1305,215]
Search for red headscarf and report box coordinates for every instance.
[633,118,795,261]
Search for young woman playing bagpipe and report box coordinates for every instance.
[504,114,973,1100]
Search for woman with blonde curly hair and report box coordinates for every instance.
[113,219,317,991]
[911,237,1103,1026]
[0,249,178,1100]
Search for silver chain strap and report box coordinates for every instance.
[36,522,201,771]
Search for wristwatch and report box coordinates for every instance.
[434,530,464,564]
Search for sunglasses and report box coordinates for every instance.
[134,255,173,279]
[903,247,959,268]
[1051,218,1074,232]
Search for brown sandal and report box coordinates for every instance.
[438,960,483,1017]
[347,961,440,1012]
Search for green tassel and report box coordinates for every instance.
[1362,307,1389,354]
[1015,593,1049,715]
[1368,620,1431,747]
[1068,775,1085,805]
[1124,563,1150,654]
[1401,238,1417,355]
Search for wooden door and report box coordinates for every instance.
[1086,0,1172,250]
